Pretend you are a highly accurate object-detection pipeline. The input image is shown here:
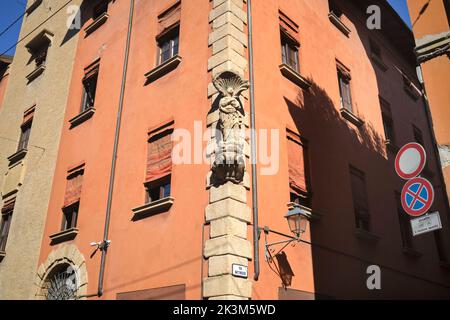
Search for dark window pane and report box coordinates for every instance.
[157,27,180,65]
[382,113,395,143]
[81,73,98,112]
[146,175,171,203]
[338,72,352,112]
[18,121,32,151]
[61,202,79,231]
[93,1,108,20]
[350,167,370,231]
[0,213,12,252]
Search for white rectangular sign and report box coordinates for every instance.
[232,264,248,279]
[411,212,442,236]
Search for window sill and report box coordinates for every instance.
[69,107,95,128]
[49,228,79,245]
[370,53,388,71]
[354,228,380,243]
[340,108,364,127]
[7,148,28,165]
[279,64,311,90]
[144,55,182,84]
[132,197,174,221]
[84,12,109,36]
[26,0,42,14]
[0,251,5,262]
[26,65,45,83]
[384,140,399,153]
[402,247,422,258]
[328,12,351,37]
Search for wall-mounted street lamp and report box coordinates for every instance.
[260,205,312,262]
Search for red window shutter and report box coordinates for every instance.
[64,169,84,207]
[22,106,35,126]
[146,130,173,183]
[83,59,100,80]
[349,168,368,214]
[158,1,181,35]
[287,136,307,194]
[1,198,15,214]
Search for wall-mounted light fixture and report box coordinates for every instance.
[260,204,312,262]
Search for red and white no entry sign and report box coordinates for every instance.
[401,177,434,217]
[395,143,426,180]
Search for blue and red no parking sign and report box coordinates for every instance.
[401,177,434,217]
[395,142,434,217]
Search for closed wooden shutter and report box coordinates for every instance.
[349,167,368,216]
[146,127,173,183]
[287,135,307,194]
[64,167,84,207]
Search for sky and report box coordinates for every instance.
[0,0,413,56]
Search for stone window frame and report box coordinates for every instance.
[35,245,88,300]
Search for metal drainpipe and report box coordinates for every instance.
[246,0,260,281]
[417,65,450,211]
[97,0,135,297]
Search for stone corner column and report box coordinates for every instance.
[203,0,253,300]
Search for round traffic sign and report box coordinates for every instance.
[401,177,434,217]
[395,143,426,180]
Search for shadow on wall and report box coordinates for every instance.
[283,78,390,299]
[60,0,94,47]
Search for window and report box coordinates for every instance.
[145,122,174,204]
[287,131,311,208]
[93,0,108,20]
[0,199,15,253]
[156,1,181,65]
[434,231,448,262]
[395,192,413,249]
[329,0,343,18]
[35,47,48,68]
[25,30,53,81]
[18,121,32,151]
[281,31,299,72]
[81,61,99,112]
[349,166,370,231]
[61,165,84,231]
[279,11,300,72]
[157,27,179,65]
[17,107,34,152]
[337,62,353,112]
[380,98,396,145]
[146,175,171,203]
[370,39,382,60]
[61,202,79,231]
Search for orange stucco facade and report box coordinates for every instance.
[33,0,450,300]
[407,0,450,199]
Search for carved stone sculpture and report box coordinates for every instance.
[212,71,250,184]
